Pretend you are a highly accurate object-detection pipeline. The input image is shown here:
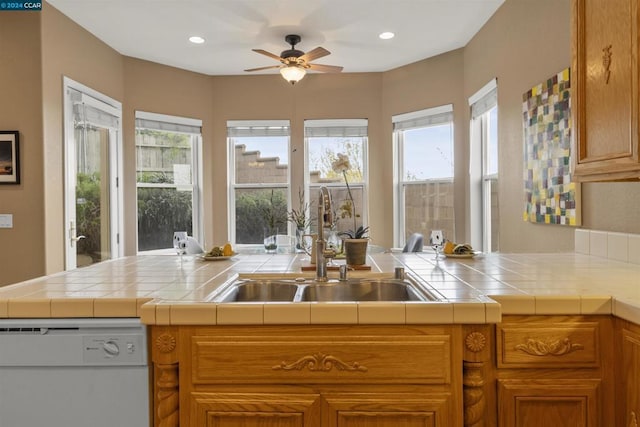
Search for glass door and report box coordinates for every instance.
[64,79,122,270]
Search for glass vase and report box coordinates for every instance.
[295,227,306,253]
[326,229,342,255]
[263,227,278,253]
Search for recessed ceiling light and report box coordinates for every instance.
[379,32,395,40]
[189,36,205,44]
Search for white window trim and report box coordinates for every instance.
[62,76,123,270]
[136,111,202,128]
[135,111,203,251]
[392,105,455,248]
[227,120,291,245]
[303,119,369,235]
[392,104,453,125]
[468,79,498,253]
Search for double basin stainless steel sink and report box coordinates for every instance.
[207,272,443,303]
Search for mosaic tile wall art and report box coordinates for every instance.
[523,68,580,225]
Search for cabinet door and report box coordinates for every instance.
[572,0,640,180]
[622,326,640,426]
[189,393,321,427]
[322,393,455,427]
[498,379,599,427]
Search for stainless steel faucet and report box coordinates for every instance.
[316,186,336,281]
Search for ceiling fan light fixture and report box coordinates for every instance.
[280,65,306,84]
[188,36,205,44]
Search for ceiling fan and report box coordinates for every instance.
[245,34,344,84]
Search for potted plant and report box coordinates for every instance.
[339,225,370,265]
[332,153,370,265]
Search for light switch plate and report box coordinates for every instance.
[0,214,13,228]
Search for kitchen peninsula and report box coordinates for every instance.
[0,250,639,426]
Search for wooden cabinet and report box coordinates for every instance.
[616,319,640,427]
[150,316,623,426]
[151,325,462,427]
[189,393,321,427]
[571,0,640,181]
[497,379,599,426]
[322,393,451,427]
[494,316,615,426]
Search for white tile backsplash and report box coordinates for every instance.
[629,234,640,265]
[589,231,609,258]
[576,229,640,265]
[575,229,590,254]
[607,232,629,262]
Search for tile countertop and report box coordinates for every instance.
[0,252,638,325]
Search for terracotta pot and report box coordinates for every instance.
[343,239,368,265]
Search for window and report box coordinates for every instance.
[469,80,499,252]
[393,105,455,248]
[304,119,368,235]
[135,112,203,252]
[228,120,290,245]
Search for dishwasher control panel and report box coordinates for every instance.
[83,334,146,365]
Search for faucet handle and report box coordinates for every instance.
[323,247,337,258]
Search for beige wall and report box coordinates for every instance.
[464,0,639,251]
[122,57,214,253]
[41,4,124,275]
[3,0,640,285]
[382,49,466,244]
[0,13,45,285]
[463,0,576,252]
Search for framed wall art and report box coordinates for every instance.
[0,131,20,185]
[523,68,580,226]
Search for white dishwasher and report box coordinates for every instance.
[0,318,149,427]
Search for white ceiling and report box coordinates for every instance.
[46,0,505,76]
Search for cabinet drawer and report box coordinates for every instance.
[497,321,600,368]
[191,334,452,385]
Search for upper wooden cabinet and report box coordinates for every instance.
[572,0,640,181]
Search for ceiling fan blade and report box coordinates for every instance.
[252,49,285,62]
[244,65,282,72]
[299,47,330,63]
[308,63,344,73]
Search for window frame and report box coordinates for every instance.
[469,79,498,253]
[134,111,203,252]
[227,120,291,246]
[303,119,369,236]
[392,105,455,248]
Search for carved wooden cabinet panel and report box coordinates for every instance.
[189,393,321,427]
[494,316,615,427]
[497,379,599,427]
[322,393,452,427]
[572,0,640,181]
[190,333,451,385]
[164,325,462,427]
[618,320,640,427]
[496,319,600,368]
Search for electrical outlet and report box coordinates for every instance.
[0,214,13,228]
